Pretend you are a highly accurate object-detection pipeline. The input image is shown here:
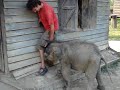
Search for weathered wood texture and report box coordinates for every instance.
[2,0,110,79]
[113,0,120,17]
[81,0,97,29]
[3,0,58,74]
[1,0,8,72]
[58,0,77,30]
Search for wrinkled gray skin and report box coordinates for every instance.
[46,41,105,90]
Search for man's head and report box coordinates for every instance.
[26,0,43,13]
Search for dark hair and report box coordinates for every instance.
[26,0,41,10]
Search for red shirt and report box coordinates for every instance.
[38,1,59,31]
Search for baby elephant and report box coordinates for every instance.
[46,41,106,90]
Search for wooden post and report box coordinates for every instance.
[111,14,117,29]
[0,0,9,74]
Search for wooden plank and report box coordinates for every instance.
[4,1,58,9]
[4,8,58,16]
[97,10,110,16]
[7,39,39,50]
[98,44,109,50]
[7,33,42,44]
[5,14,58,23]
[97,0,109,2]
[14,67,39,80]
[58,26,108,37]
[5,21,39,31]
[56,30,108,42]
[7,46,37,57]
[12,63,40,78]
[94,40,108,46]
[97,2,109,7]
[97,6,110,11]
[87,36,108,43]
[5,15,38,23]
[6,27,43,37]
[4,14,107,23]
[8,52,39,64]
[8,57,40,71]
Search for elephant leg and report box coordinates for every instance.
[61,57,71,90]
[96,67,105,90]
[85,57,99,90]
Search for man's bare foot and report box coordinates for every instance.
[40,62,45,68]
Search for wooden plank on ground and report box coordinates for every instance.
[12,63,40,79]
[8,57,40,71]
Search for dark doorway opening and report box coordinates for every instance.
[78,0,82,28]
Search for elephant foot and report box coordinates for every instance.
[97,85,105,90]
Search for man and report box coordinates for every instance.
[26,0,59,75]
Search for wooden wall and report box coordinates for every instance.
[113,0,120,17]
[57,0,110,50]
[3,0,110,79]
[3,0,58,79]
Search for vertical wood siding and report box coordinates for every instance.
[113,0,120,17]
[3,0,110,79]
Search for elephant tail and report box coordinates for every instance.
[101,58,113,83]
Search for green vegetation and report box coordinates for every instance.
[109,18,120,40]
[110,0,114,9]
[101,60,120,73]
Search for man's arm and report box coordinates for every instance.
[49,24,55,41]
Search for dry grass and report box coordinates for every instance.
[109,18,120,40]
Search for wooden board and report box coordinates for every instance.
[6,33,42,44]
[113,0,120,17]
[4,1,58,9]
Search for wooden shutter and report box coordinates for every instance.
[58,0,78,31]
[81,0,97,29]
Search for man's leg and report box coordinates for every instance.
[39,48,45,68]
[38,47,48,75]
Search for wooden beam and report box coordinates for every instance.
[0,0,9,73]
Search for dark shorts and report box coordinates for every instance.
[36,31,56,50]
